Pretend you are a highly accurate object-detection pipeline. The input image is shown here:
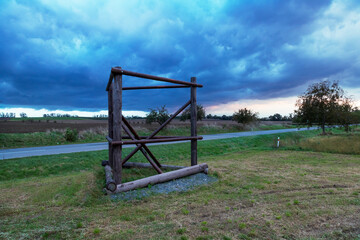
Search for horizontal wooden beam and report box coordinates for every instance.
[110,67,203,89]
[123,85,190,90]
[114,163,208,193]
[107,135,187,142]
[111,136,203,145]
[122,135,180,139]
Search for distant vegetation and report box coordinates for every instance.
[0,112,16,119]
[0,121,295,149]
[260,113,293,121]
[146,105,170,125]
[294,80,359,134]
[1,111,297,123]
[180,104,206,121]
[43,113,79,118]
[233,108,258,124]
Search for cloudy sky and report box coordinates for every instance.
[1,0,360,117]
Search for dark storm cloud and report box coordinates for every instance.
[0,0,359,112]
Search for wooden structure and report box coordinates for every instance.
[104,67,206,193]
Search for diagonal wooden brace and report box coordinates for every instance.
[122,100,191,165]
[121,123,163,174]
[122,116,162,168]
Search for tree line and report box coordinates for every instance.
[145,106,294,125]
[0,112,16,119]
[145,80,360,134]
[42,113,79,118]
[3,80,359,132]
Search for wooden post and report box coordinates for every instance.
[190,77,197,166]
[112,73,123,184]
[107,76,113,168]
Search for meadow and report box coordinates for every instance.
[1,127,360,239]
[0,119,293,149]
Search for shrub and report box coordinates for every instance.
[233,108,258,124]
[146,105,170,125]
[64,128,78,142]
[180,104,206,121]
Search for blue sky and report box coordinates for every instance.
[1,0,360,117]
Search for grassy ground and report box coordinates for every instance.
[0,123,294,149]
[1,129,360,239]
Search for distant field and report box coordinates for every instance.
[0,119,108,133]
[0,119,294,149]
[1,129,360,239]
[0,118,293,134]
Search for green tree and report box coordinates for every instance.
[336,98,359,132]
[294,80,355,134]
[180,104,206,121]
[233,108,258,124]
[146,105,170,125]
[269,113,282,121]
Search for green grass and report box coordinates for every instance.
[298,134,360,154]
[257,124,296,130]
[1,129,360,239]
[0,122,296,149]
[0,130,323,181]
[0,131,106,149]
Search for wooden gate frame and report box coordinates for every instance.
[103,67,207,193]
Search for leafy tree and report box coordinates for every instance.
[180,104,206,121]
[266,113,293,121]
[269,113,282,121]
[233,108,258,124]
[294,80,355,134]
[146,105,170,125]
[336,98,359,132]
[20,112,28,118]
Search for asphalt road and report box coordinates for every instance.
[0,127,317,160]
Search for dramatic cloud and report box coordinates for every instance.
[0,0,359,114]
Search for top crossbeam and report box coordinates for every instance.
[106,67,203,91]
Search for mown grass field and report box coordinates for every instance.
[1,128,360,239]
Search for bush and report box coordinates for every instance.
[233,108,258,124]
[64,128,78,142]
[180,104,206,121]
[146,105,170,125]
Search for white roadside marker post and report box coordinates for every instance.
[277,137,280,148]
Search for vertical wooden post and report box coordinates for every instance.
[107,78,113,168]
[112,73,123,184]
[190,77,197,166]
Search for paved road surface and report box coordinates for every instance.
[0,127,317,160]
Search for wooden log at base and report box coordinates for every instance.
[114,163,208,193]
[104,165,117,192]
[123,162,185,170]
